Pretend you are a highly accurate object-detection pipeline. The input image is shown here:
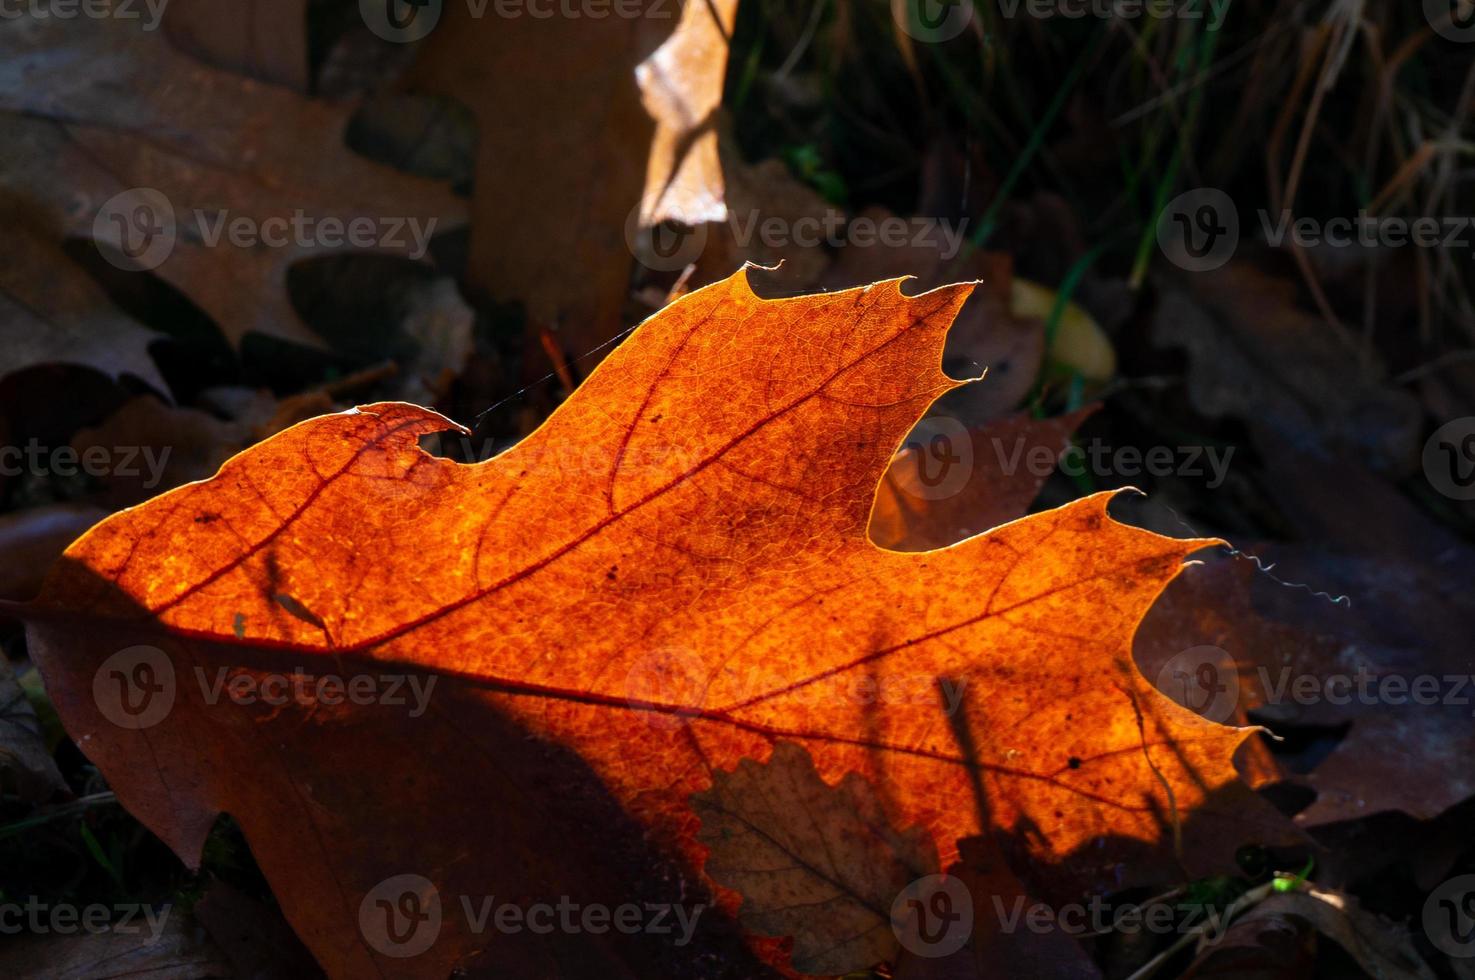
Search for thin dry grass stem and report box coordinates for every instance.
[1419,59,1475,346]
[1279,10,1363,348]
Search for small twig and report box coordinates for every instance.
[1125,862,1312,980]
[1123,880,1277,980]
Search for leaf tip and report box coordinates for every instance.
[346,402,472,438]
[1100,486,1226,553]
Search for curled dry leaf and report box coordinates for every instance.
[637,0,738,227]
[23,269,1291,976]
[1182,885,1434,980]
[411,0,738,370]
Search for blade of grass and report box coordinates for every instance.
[1129,1,1230,287]
[0,792,118,840]
[946,29,1109,275]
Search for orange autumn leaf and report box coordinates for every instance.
[21,269,1288,977]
